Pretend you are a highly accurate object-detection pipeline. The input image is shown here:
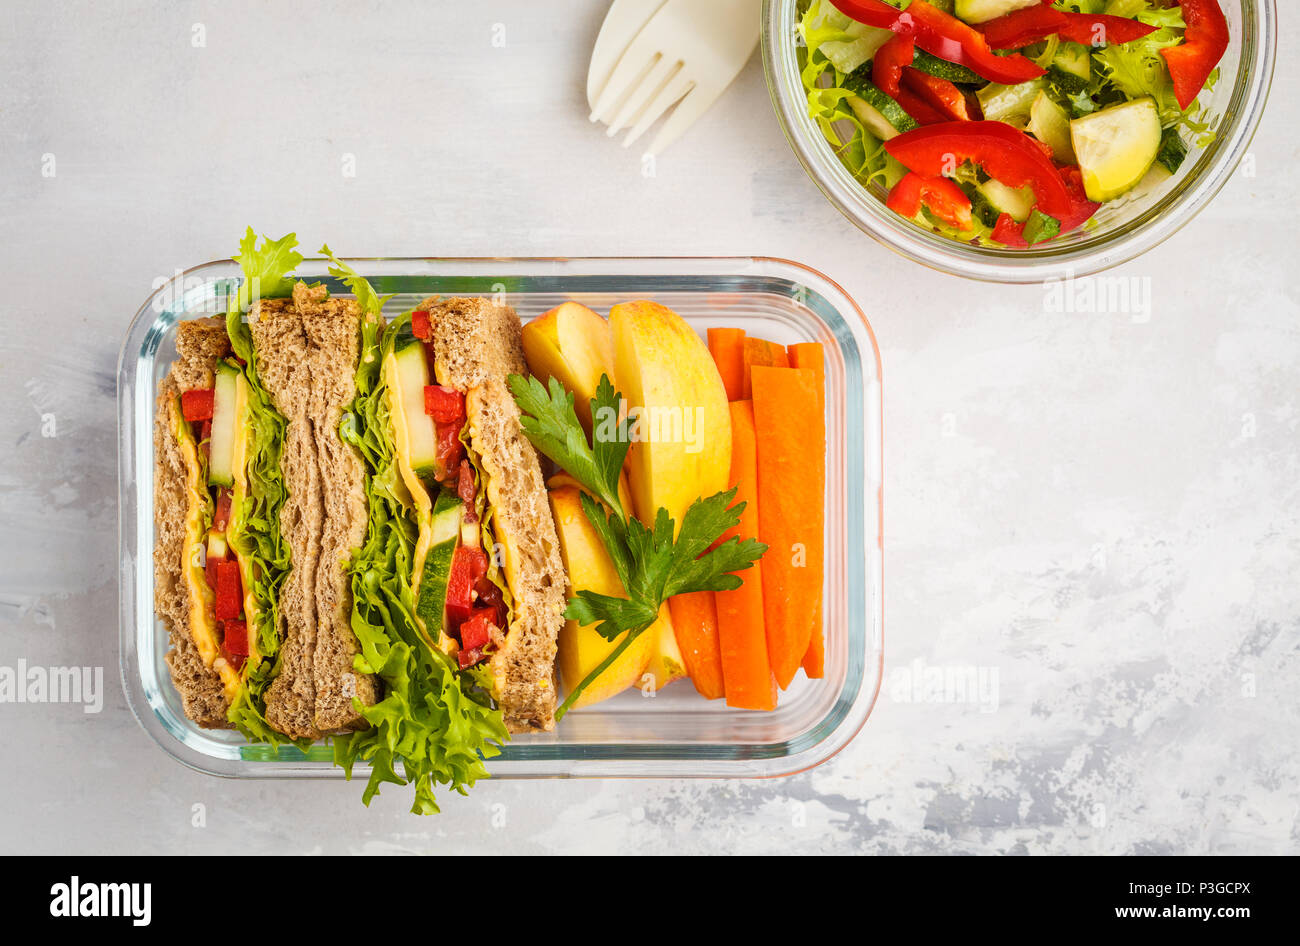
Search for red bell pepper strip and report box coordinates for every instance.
[885,120,1074,219]
[1161,0,1230,110]
[886,172,974,231]
[830,0,1045,85]
[204,548,222,594]
[180,388,215,423]
[222,618,249,658]
[873,34,949,125]
[1055,164,1102,234]
[978,4,1067,50]
[902,68,975,121]
[424,384,466,423]
[455,458,476,507]
[459,607,497,651]
[213,559,243,621]
[445,544,488,629]
[213,487,232,533]
[434,421,465,480]
[1058,14,1157,48]
[411,309,432,340]
[992,213,1031,248]
[981,8,1156,50]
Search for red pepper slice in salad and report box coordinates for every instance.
[829,0,1046,85]
[1054,164,1102,234]
[885,120,1074,220]
[873,34,948,124]
[1057,13,1157,48]
[901,68,976,122]
[991,213,1031,248]
[978,4,1067,50]
[886,172,974,231]
[979,6,1156,51]
[1161,0,1230,110]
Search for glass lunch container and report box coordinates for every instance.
[118,256,883,779]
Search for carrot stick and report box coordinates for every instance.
[751,365,823,689]
[788,343,826,679]
[741,337,788,399]
[668,591,725,700]
[715,399,777,710]
[707,328,746,402]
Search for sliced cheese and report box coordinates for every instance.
[171,397,241,698]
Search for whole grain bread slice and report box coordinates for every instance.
[252,284,376,738]
[294,282,377,731]
[420,296,566,732]
[155,319,232,728]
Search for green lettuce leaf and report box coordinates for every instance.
[796,0,897,187]
[220,230,303,747]
[333,309,509,814]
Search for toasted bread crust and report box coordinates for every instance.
[155,321,232,728]
[421,296,566,732]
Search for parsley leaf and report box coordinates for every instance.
[508,374,625,516]
[509,372,767,716]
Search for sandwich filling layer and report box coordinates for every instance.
[382,314,512,669]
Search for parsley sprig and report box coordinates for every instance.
[508,373,767,717]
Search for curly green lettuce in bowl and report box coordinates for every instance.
[762,0,1276,281]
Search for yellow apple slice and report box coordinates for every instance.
[522,301,615,433]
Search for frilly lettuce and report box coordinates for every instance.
[797,0,902,188]
[223,230,302,747]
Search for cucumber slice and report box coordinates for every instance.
[1049,42,1092,94]
[207,362,239,487]
[1029,91,1077,164]
[977,179,1036,223]
[415,490,465,635]
[1156,127,1188,175]
[207,531,228,561]
[910,50,980,85]
[1070,96,1162,202]
[391,336,441,481]
[955,0,1040,25]
[842,68,918,139]
[977,78,1047,127]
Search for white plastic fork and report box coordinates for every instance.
[586,0,668,112]
[587,0,762,157]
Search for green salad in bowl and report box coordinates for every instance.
[797,0,1230,248]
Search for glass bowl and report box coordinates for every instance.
[762,0,1276,283]
[118,256,884,779]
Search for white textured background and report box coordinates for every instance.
[1,0,1296,854]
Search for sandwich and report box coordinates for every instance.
[365,294,567,732]
[153,230,565,811]
[154,245,377,740]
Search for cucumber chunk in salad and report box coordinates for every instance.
[1070,96,1162,202]
[954,0,1041,25]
